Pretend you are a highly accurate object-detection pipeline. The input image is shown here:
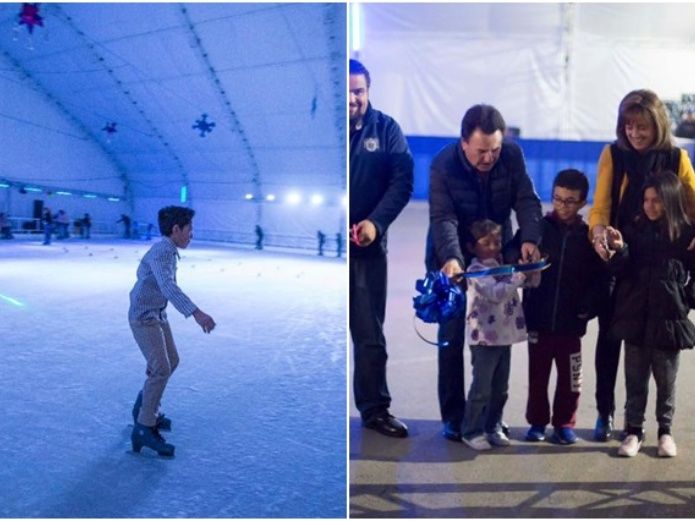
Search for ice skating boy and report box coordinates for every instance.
[523,169,605,444]
[129,206,216,456]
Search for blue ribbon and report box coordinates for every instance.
[412,271,466,325]
[413,258,550,327]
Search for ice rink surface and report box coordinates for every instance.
[0,237,346,517]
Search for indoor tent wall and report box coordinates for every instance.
[354,3,695,200]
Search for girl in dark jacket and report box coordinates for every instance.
[605,172,695,458]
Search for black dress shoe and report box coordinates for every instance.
[363,413,408,438]
[593,414,613,442]
[442,421,462,442]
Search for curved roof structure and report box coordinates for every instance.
[1,3,346,243]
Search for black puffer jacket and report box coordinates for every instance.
[428,141,541,270]
[523,213,607,336]
[610,218,695,350]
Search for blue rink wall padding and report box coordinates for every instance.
[407,136,695,203]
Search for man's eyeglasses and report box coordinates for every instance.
[552,195,583,207]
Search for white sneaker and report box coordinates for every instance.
[657,434,677,457]
[462,434,492,451]
[487,430,511,447]
[618,434,642,457]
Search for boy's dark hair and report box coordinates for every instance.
[349,59,371,88]
[158,206,195,236]
[460,104,506,141]
[553,169,589,201]
[469,219,502,242]
[641,171,690,241]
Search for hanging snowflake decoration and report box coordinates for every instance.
[102,122,117,142]
[192,113,216,137]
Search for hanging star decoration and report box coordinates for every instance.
[192,114,216,137]
[17,3,44,35]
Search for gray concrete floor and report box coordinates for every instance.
[350,201,695,518]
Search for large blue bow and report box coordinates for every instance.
[412,271,466,325]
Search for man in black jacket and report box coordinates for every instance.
[350,59,413,438]
[428,104,542,442]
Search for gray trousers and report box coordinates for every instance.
[462,345,511,439]
[624,343,679,431]
[130,319,179,427]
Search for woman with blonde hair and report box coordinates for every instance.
[589,89,695,442]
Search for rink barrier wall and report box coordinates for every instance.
[407,136,695,202]
[1,217,345,255]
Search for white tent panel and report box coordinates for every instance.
[358,3,695,140]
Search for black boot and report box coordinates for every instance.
[131,422,175,457]
[132,390,172,431]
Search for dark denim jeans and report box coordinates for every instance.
[624,343,679,431]
[350,255,391,421]
[462,345,511,439]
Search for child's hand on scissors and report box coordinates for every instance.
[351,220,377,247]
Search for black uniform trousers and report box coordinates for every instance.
[350,255,391,421]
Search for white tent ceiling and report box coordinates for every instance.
[355,3,695,140]
[1,3,345,239]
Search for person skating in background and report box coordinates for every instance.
[118,214,132,239]
[42,207,53,245]
[82,213,91,239]
[317,230,326,256]
[255,225,264,250]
